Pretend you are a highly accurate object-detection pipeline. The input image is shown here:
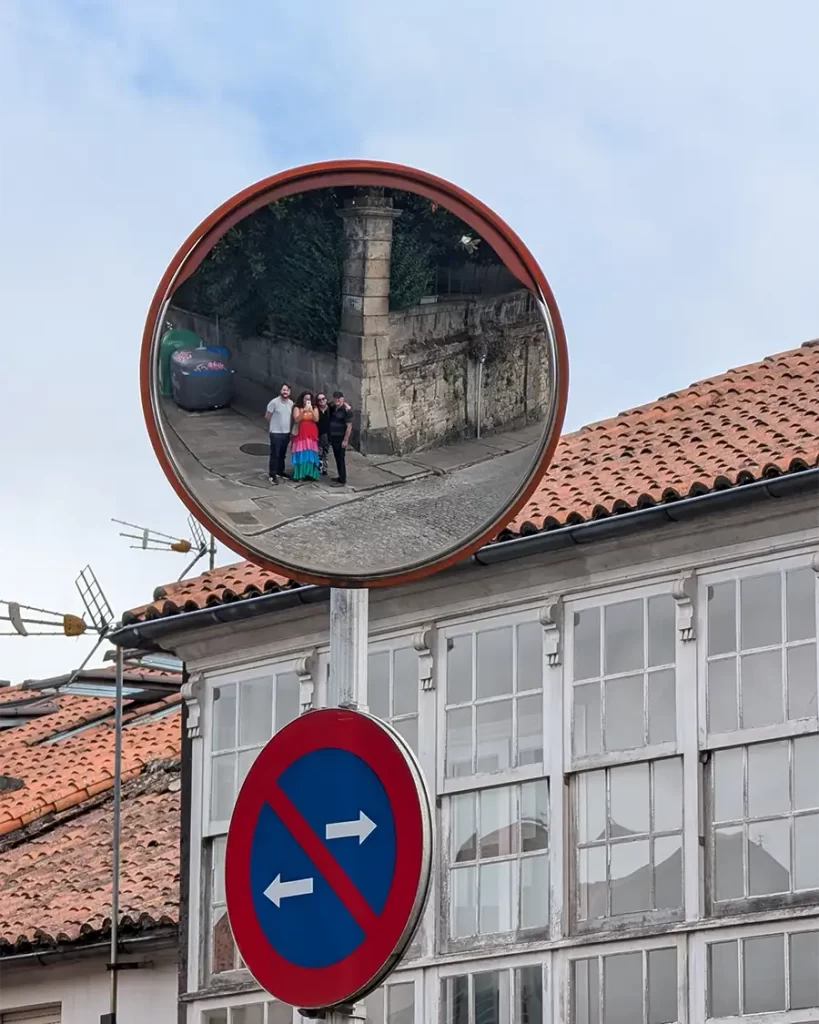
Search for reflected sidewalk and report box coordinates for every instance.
[161,398,541,535]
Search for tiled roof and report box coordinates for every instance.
[126,340,819,621]
[0,770,179,951]
[0,664,182,951]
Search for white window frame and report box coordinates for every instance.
[435,607,556,952]
[558,932,688,1024]
[436,949,552,1024]
[690,915,819,1023]
[564,580,684,774]
[697,552,819,753]
[698,553,819,920]
[203,657,304,837]
[437,607,549,795]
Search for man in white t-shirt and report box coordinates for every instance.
[265,383,294,484]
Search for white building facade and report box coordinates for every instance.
[131,476,819,1024]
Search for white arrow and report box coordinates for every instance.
[263,874,314,908]
[325,811,377,844]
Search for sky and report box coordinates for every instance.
[0,0,817,684]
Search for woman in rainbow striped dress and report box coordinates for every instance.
[290,392,321,481]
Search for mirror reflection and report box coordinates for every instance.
[151,183,557,581]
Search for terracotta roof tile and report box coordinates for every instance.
[0,786,179,949]
[125,341,819,619]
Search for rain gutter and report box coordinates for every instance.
[109,467,819,651]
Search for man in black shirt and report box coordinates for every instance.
[328,391,353,485]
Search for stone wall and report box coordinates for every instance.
[167,289,550,455]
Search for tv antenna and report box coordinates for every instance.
[113,514,216,579]
[0,600,87,637]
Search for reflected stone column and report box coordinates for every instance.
[336,190,401,455]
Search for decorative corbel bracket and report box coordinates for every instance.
[672,571,697,642]
[296,649,317,714]
[181,673,204,739]
[539,598,563,667]
[413,625,436,691]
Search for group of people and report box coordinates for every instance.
[265,383,353,486]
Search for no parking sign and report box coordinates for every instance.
[225,708,432,1011]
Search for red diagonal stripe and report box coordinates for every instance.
[265,784,379,934]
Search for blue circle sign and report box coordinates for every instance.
[226,708,432,1011]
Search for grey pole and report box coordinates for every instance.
[108,643,124,1022]
[326,587,369,1023]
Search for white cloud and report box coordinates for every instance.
[0,0,816,682]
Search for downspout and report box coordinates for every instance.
[476,350,487,439]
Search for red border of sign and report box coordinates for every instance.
[225,709,431,1009]
[139,159,570,588]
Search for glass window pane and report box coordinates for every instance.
[603,951,642,1024]
[647,948,677,1024]
[574,682,602,757]
[578,846,607,922]
[714,826,744,901]
[368,652,391,720]
[275,672,300,732]
[610,839,651,915]
[212,837,226,904]
[748,818,791,895]
[445,975,469,1024]
[267,1003,292,1024]
[517,621,543,692]
[740,573,782,650]
[521,780,549,852]
[451,792,477,862]
[392,648,417,716]
[748,740,790,817]
[479,786,517,858]
[604,674,644,752]
[713,746,744,822]
[479,859,515,933]
[386,982,415,1024]
[516,965,543,1024]
[202,1012,228,1024]
[232,1005,264,1024]
[519,854,549,929]
[574,608,601,680]
[790,931,819,1010]
[653,758,683,833]
[577,771,607,844]
[473,971,509,1024]
[743,933,786,1013]
[238,677,273,747]
[654,834,683,910]
[787,642,818,720]
[740,649,783,728]
[787,567,817,641]
[446,706,473,778]
[517,693,543,766]
[604,600,644,675]
[610,762,650,834]
[364,986,384,1023]
[648,669,676,745]
[210,753,235,821]
[794,735,819,810]
[708,658,738,733]
[795,814,819,890]
[451,865,477,937]
[447,635,472,704]
[708,941,739,1018]
[648,595,676,668]
[212,683,237,752]
[211,907,236,974]
[476,700,513,774]
[393,716,418,755]
[237,746,261,789]
[708,582,736,656]
[573,958,600,1024]
[476,627,513,699]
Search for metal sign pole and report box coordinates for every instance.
[325,586,369,1023]
[101,643,124,1024]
